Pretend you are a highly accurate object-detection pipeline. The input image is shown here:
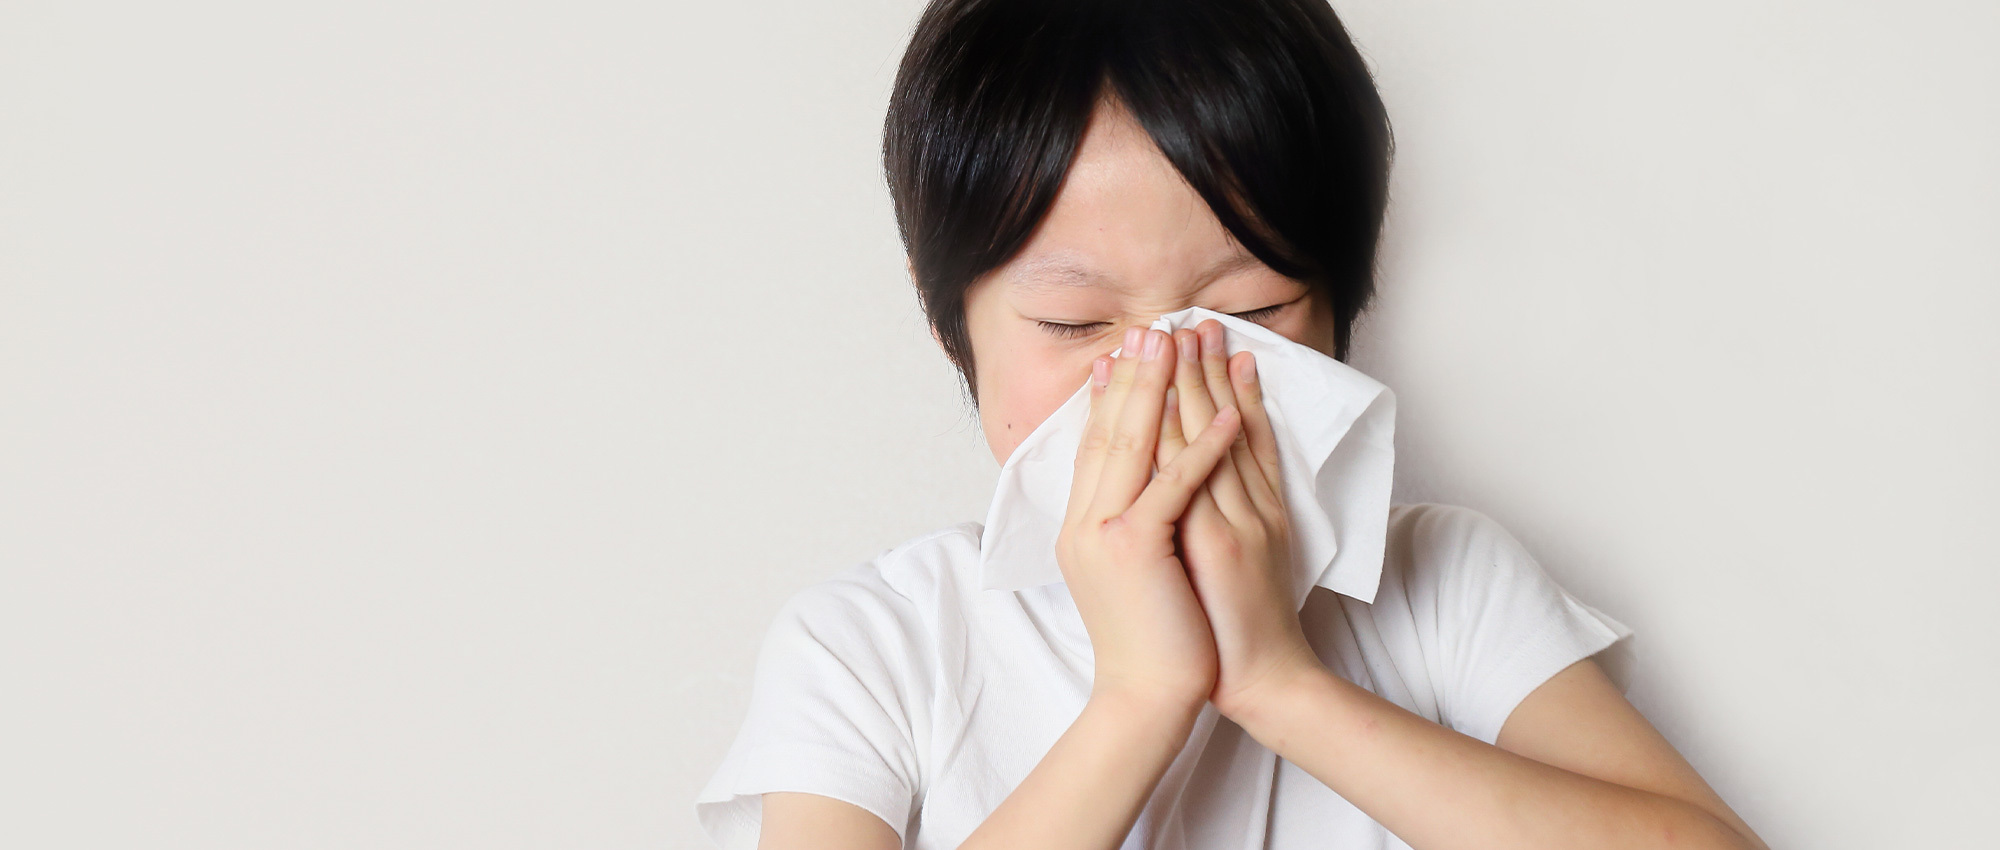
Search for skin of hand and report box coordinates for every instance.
[1056,324,1244,710]
[1141,319,1324,720]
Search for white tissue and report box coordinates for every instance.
[976,305,1398,610]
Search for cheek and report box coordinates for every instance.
[979,348,1100,460]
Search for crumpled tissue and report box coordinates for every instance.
[977,305,1398,610]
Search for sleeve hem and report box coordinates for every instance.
[693,741,915,850]
[1454,594,1635,745]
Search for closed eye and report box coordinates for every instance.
[1035,302,1291,339]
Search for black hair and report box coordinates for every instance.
[883,0,1393,407]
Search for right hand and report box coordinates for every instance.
[1055,326,1244,711]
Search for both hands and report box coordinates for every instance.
[1054,321,1325,722]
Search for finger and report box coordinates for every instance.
[1087,328,1176,522]
[1171,328,1218,451]
[1070,333,1141,525]
[1155,384,1187,471]
[1087,354,1113,424]
[1169,328,1243,536]
[1125,405,1242,528]
[1156,381,1229,539]
[1160,382,1232,528]
[1081,354,1114,468]
[1228,350,1285,516]
[1172,327,1237,501]
[1194,320,1259,525]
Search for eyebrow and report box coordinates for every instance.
[1009,252,1262,293]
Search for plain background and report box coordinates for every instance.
[3,1,1995,847]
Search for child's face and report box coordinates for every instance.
[953,96,1340,467]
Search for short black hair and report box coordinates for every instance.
[882,0,1394,406]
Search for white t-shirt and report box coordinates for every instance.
[693,501,1635,849]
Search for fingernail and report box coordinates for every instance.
[1143,330,1164,360]
[1179,331,1197,362]
[1165,385,1178,411]
[1123,327,1142,356]
[1092,357,1110,387]
[1203,326,1224,356]
[1243,356,1257,382]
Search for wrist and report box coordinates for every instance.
[1208,640,1336,712]
[1087,683,1207,730]
[1215,657,1338,731]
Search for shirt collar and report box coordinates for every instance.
[976,306,1398,610]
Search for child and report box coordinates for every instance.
[696,1,1767,848]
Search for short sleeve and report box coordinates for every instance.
[1399,504,1636,745]
[693,564,933,849]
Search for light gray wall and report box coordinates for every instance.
[2,1,1992,848]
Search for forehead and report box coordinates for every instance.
[1007,250,1264,296]
[1001,100,1255,296]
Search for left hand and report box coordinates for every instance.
[1154,319,1327,719]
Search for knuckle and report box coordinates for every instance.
[1216,535,1245,561]
[1098,515,1133,549]
[1242,520,1271,547]
[1189,528,1240,561]
[1100,517,1160,561]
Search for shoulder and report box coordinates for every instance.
[730,522,986,765]
[1385,501,1524,558]
[760,521,984,668]
[846,519,986,609]
[773,520,984,623]
[1381,501,1536,594]
[1379,500,1583,624]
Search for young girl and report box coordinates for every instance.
[696,1,1767,848]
